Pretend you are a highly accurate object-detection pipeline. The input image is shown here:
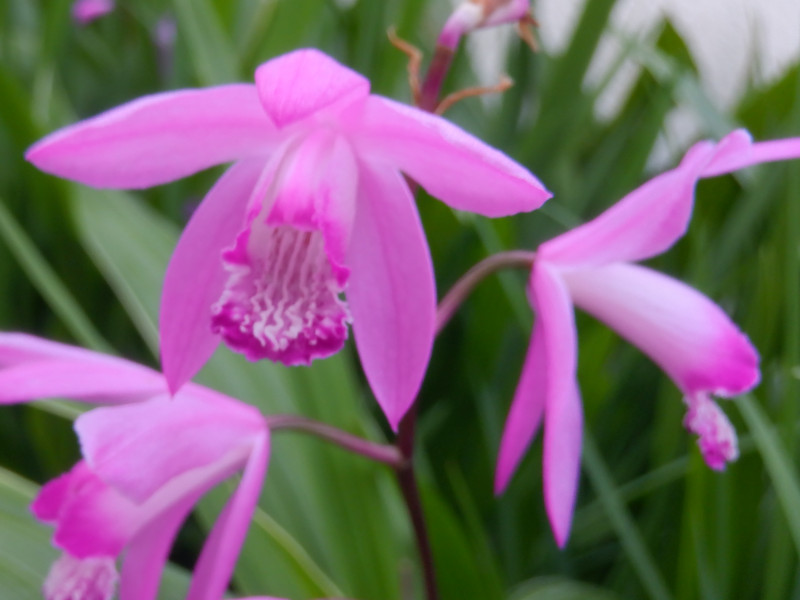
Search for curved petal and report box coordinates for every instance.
[26,85,276,189]
[702,129,800,177]
[533,264,582,548]
[351,96,551,216]
[118,488,203,600]
[255,49,369,128]
[0,333,109,365]
[0,334,164,404]
[33,462,140,558]
[540,140,717,268]
[186,433,269,600]
[76,391,264,502]
[160,159,266,393]
[562,263,760,397]
[347,163,436,430]
[0,359,164,405]
[495,317,546,494]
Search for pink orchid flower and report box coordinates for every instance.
[0,334,269,600]
[494,129,800,547]
[25,48,551,430]
[71,0,114,25]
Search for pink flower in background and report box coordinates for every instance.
[0,334,269,600]
[494,129,800,547]
[71,0,114,25]
[439,0,532,49]
[26,48,551,430]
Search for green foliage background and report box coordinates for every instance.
[0,1,798,599]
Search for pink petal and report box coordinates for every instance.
[439,0,530,47]
[346,164,436,430]
[533,264,582,548]
[31,470,74,522]
[0,334,165,405]
[71,0,114,25]
[186,433,269,600]
[482,0,531,26]
[540,140,717,268]
[703,130,800,177]
[76,390,264,503]
[160,159,266,393]
[495,317,546,494]
[33,462,140,558]
[351,96,551,216]
[255,49,369,128]
[118,489,203,600]
[0,333,115,365]
[0,359,165,405]
[26,85,275,189]
[562,263,760,397]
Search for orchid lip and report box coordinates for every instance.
[211,224,351,366]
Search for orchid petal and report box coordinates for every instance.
[255,49,369,128]
[187,433,269,600]
[33,463,139,558]
[119,490,203,600]
[76,392,264,502]
[495,317,546,494]
[703,130,800,177]
[160,159,266,393]
[0,334,164,405]
[0,359,164,405]
[533,264,582,548]
[0,333,104,365]
[562,263,759,397]
[26,85,275,189]
[347,163,436,430]
[540,140,717,268]
[352,96,551,216]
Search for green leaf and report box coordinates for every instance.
[0,197,111,353]
[510,577,623,600]
[174,0,239,85]
[735,395,800,556]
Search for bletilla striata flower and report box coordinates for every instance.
[26,48,551,430]
[494,129,800,547]
[0,334,269,600]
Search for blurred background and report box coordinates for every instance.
[0,1,799,599]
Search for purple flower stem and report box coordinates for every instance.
[395,406,439,600]
[436,250,536,333]
[268,415,404,467]
[419,46,455,112]
[394,38,534,600]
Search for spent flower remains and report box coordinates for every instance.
[13,16,800,600]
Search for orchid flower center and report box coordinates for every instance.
[43,553,118,600]
[211,223,350,366]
